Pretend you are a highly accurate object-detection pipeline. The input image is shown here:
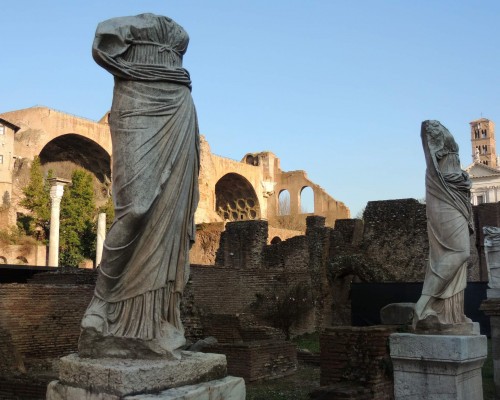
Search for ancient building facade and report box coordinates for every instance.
[0,106,350,234]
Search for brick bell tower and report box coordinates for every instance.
[470,118,497,167]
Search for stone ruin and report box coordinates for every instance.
[0,196,496,398]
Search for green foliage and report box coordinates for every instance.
[252,275,313,340]
[246,364,320,400]
[292,332,320,353]
[59,169,96,267]
[20,159,113,267]
[20,157,53,239]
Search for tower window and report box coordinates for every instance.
[482,129,487,138]
[0,125,4,135]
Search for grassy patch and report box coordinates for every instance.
[246,364,320,400]
[292,332,320,353]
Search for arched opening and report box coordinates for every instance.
[16,256,28,264]
[244,154,259,166]
[270,236,282,244]
[0,256,7,264]
[278,190,291,215]
[215,173,260,221]
[300,186,314,214]
[39,134,111,183]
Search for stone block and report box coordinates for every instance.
[390,333,487,400]
[47,376,245,400]
[54,351,226,397]
[488,288,500,299]
[126,376,245,399]
[380,302,415,325]
[46,380,119,400]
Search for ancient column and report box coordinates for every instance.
[48,178,71,267]
[95,212,106,267]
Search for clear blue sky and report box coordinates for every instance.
[2,1,500,217]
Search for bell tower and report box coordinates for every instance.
[470,118,496,167]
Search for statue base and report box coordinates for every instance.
[46,351,245,399]
[390,333,487,400]
[413,317,480,335]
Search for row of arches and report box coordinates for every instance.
[36,135,317,223]
[278,186,314,216]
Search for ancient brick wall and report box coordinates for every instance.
[0,374,50,400]
[186,265,312,318]
[0,284,93,359]
[215,220,268,269]
[362,199,428,282]
[189,222,225,265]
[206,340,297,382]
[320,326,396,400]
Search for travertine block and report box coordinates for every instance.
[54,351,226,397]
[126,376,245,399]
[47,376,245,400]
[390,333,487,400]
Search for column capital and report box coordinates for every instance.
[49,178,71,200]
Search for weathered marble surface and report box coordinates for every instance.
[390,333,487,400]
[484,226,500,288]
[413,120,474,332]
[79,13,200,359]
[127,376,245,399]
[48,352,226,397]
[47,376,245,400]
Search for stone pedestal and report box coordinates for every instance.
[480,293,500,399]
[46,351,245,400]
[390,333,487,400]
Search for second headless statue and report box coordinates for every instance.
[413,120,474,333]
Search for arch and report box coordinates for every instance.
[278,190,291,215]
[16,256,28,264]
[215,173,260,221]
[39,134,111,182]
[270,236,282,244]
[0,256,7,264]
[300,186,314,214]
[244,154,259,166]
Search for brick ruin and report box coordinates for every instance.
[1,197,498,398]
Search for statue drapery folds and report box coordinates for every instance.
[79,13,199,359]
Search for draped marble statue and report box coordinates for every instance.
[413,120,474,332]
[78,13,199,359]
[484,226,500,288]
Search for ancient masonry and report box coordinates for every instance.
[0,106,349,233]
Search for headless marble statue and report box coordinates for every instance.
[413,120,474,333]
[78,13,199,359]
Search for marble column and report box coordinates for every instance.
[95,212,106,267]
[48,178,71,267]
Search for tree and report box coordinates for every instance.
[20,157,53,239]
[59,169,96,267]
